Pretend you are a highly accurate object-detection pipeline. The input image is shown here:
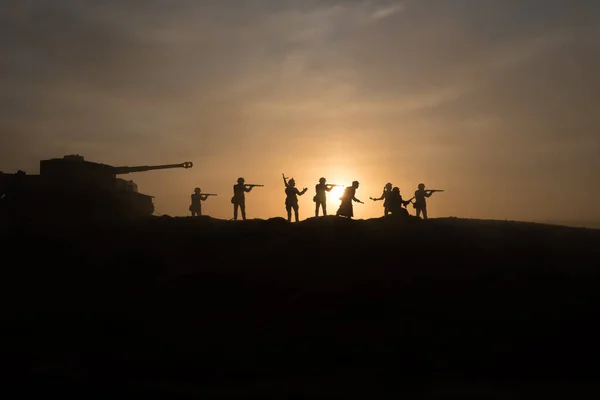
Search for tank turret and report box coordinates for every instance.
[39,155,193,188]
[0,155,193,222]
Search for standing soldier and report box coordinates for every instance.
[314,177,339,217]
[189,187,206,216]
[413,183,443,220]
[189,187,216,217]
[232,177,253,220]
[370,182,393,216]
[336,181,364,219]
[282,173,308,222]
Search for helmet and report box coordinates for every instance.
[352,180,359,187]
[393,187,400,192]
[385,182,392,188]
[237,177,245,184]
[194,187,201,193]
[319,177,326,184]
[289,178,295,186]
[418,183,425,189]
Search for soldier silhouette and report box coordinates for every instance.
[387,187,413,217]
[282,173,308,222]
[370,182,393,216]
[413,183,442,220]
[336,181,363,219]
[314,177,337,217]
[232,177,253,220]
[189,187,210,217]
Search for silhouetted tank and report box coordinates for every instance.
[0,154,193,221]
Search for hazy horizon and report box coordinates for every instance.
[2,1,599,223]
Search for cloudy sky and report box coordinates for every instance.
[1,0,598,223]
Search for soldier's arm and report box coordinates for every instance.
[299,188,308,195]
[325,186,334,192]
[244,186,253,192]
[282,174,289,188]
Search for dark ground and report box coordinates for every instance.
[1,215,600,397]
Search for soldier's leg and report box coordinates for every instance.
[422,207,428,220]
[293,204,299,222]
[315,201,320,217]
[233,203,238,220]
[416,207,421,218]
[241,203,246,220]
[322,202,327,216]
[287,205,292,222]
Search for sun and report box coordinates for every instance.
[328,185,345,201]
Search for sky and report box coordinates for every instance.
[1,0,599,224]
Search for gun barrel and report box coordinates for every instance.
[245,184,264,187]
[202,193,218,196]
[114,161,193,174]
[429,189,444,192]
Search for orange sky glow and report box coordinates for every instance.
[1,1,598,226]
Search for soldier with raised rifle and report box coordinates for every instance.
[231,177,263,220]
[314,177,341,217]
[413,183,443,220]
[282,173,308,222]
[336,180,364,219]
[189,187,216,217]
[370,182,393,216]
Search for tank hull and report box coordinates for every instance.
[1,174,154,222]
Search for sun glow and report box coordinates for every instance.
[328,185,346,201]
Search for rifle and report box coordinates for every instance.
[427,189,444,193]
[326,184,342,187]
[403,196,415,207]
[200,193,217,196]
[244,184,264,188]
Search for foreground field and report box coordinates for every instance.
[2,216,600,396]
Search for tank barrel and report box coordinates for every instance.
[114,161,193,175]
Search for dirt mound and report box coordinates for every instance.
[2,216,600,396]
